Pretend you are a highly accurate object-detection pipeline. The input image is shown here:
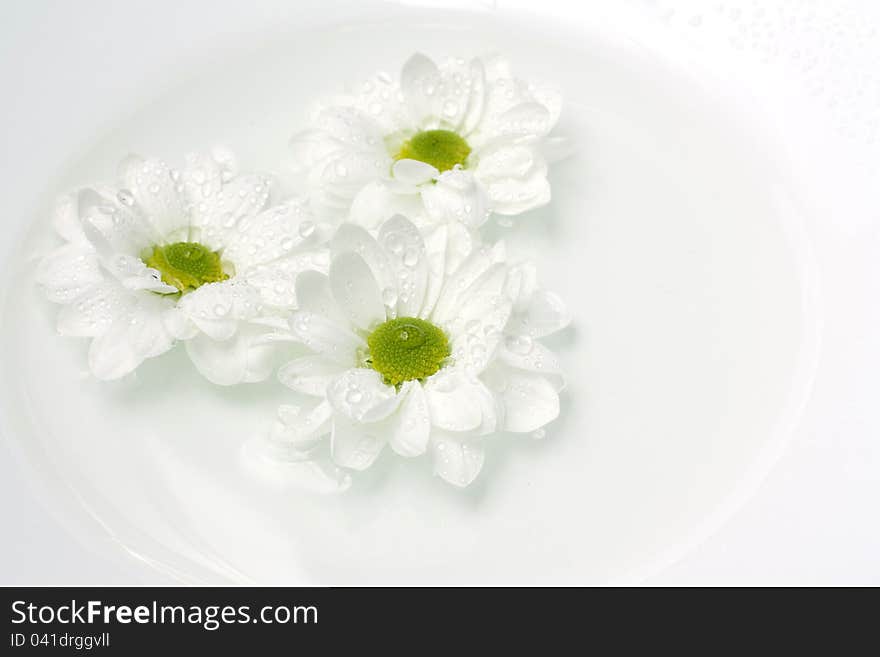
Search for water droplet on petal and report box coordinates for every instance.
[382,288,398,306]
[116,190,135,206]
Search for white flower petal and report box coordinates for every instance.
[79,189,156,256]
[312,105,386,151]
[36,244,103,304]
[483,158,551,216]
[504,261,538,312]
[460,58,487,135]
[418,224,449,319]
[495,102,553,138]
[87,302,175,380]
[391,158,438,185]
[432,241,505,324]
[329,252,385,331]
[331,415,385,471]
[52,193,88,244]
[423,369,485,433]
[194,173,274,250]
[176,280,262,341]
[350,181,411,231]
[506,289,571,338]
[377,214,428,318]
[498,336,564,391]
[458,262,514,341]
[474,142,536,180]
[119,155,188,239]
[214,198,316,270]
[529,83,563,135]
[278,354,343,397]
[272,400,335,447]
[400,52,441,125]
[494,369,560,433]
[294,270,347,326]
[330,223,396,292]
[288,310,365,365]
[185,323,281,385]
[431,431,485,487]
[242,427,351,494]
[242,251,328,310]
[421,169,489,228]
[384,381,431,457]
[344,73,410,134]
[327,368,399,423]
[289,128,338,171]
[106,254,176,293]
[55,282,120,337]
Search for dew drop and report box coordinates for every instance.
[298,221,316,238]
[382,288,398,306]
[116,189,135,206]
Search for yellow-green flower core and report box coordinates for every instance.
[367,317,450,386]
[395,129,471,173]
[143,242,227,293]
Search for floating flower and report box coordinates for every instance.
[290,53,562,231]
[37,150,328,384]
[259,214,570,489]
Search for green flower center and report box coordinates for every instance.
[395,129,471,173]
[366,317,450,386]
[142,242,228,293]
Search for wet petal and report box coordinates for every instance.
[431,431,485,487]
[385,381,431,457]
[329,252,385,331]
[36,245,103,304]
[401,52,441,125]
[288,310,365,365]
[392,158,438,185]
[326,368,399,423]
[331,415,386,471]
[506,289,571,338]
[185,323,280,385]
[278,354,342,397]
[494,370,560,433]
[119,155,188,239]
[377,215,428,318]
[421,168,490,229]
[294,270,347,326]
[423,369,485,432]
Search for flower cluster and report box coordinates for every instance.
[38,54,570,490]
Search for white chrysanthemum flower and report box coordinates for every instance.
[37,150,329,384]
[258,215,569,489]
[291,53,562,231]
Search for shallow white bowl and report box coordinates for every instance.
[0,1,837,584]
